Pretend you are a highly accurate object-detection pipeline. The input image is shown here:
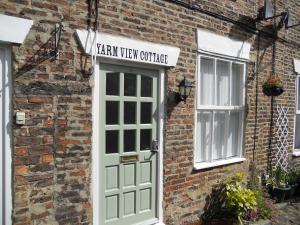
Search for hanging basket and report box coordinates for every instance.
[262,86,284,96]
[262,76,284,97]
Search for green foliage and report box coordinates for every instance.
[286,168,300,185]
[267,167,288,188]
[223,173,257,223]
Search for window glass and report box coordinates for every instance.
[141,102,152,124]
[232,63,244,106]
[198,111,212,162]
[106,101,119,125]
[140,129,152,151]
[124,73,137,96]
[212,112,226,160]
[124,130,136,152]
[141,75,153,97]
[216,60,230,106]
[200,58,214,105]
[106,73,119,96]
[124,102,136,124]
[106,130,119,154]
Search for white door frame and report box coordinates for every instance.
[0,44,12,225]
[92,59,166,225]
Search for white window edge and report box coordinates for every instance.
[292,151,300,157]
[193,157,246,170]
[293,75,300,153]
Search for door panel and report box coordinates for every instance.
[100,64,158,225]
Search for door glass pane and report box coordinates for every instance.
[106,130,119,154]
[124,73,137,96]
[297,77,300,111]
[141,102,152,124]
[227,112,241,158]
[200,58,214,105]
[124,130,136,152]
[198,111,212,162]
[213,112,226,160]
[295,115,300,150]
[106,101,119,125]
[216,60,230,106]
[141,75,153,97]
[140,129,152,151]
[124,102,136,124]
[232,63,244,106]
[106,72,119,96]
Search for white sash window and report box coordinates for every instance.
[195,55,246,169]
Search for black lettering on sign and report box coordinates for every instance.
[120,47,125,58]
[133,49,138,59]
[113,46,118,57]
[97,43,101,54]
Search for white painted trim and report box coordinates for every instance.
[0,14,33,44]
[0,45,12,225]
[293,76,300,153]
[193,158,246,170]
[157,68,165,225]
[294,59,300,74]
[197,29,251,60]
[92,62,100,225]
[76,29,180,67]
[92,61,165,225]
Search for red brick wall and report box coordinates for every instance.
[1,0,300,224]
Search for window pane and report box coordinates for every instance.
[216,60,230,106]
[198,111,212,162]
[106,72,119,96]
[295,115,300,150]
[213,112,226,160]
[124,73,137,96]
[141,102,152,124]
[124,130,136,152]
[106,130,119,154]
[140,129,152,151]
[232,63,244,106]
[106,101,119,125]
[124,102,136,124]
[297,77,300,111]
[227,112,242,158]
[200,58,214,105]
[141,75,153,97]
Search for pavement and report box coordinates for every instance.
[272,201,300,225]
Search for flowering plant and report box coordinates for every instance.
[262,76,284,96]
[263,76,283,88]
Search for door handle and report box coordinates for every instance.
[151,140,159,152]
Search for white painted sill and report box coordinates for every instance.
[292,151,300,157]
[193,157,246,170]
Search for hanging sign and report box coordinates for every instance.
[76,30,180,67]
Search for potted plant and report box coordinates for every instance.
[262,76,284,96]
[267,167,291,202]
[286,168,299,199]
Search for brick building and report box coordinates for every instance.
[1,0,300,224]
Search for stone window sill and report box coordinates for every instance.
[193,157,246,170]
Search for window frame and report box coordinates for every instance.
[293,75,300,156]
[194,54,247,169]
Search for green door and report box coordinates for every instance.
[99,64,159,225]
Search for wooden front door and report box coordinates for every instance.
[99,64,159,225]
